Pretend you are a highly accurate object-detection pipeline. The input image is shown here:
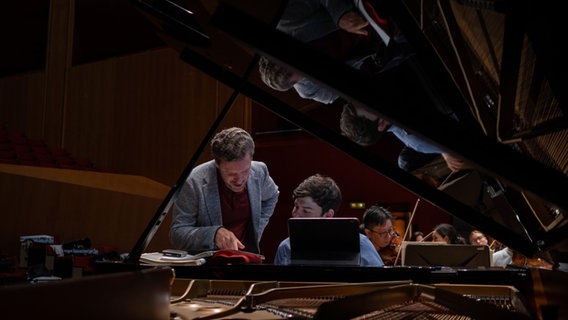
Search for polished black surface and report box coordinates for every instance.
[131,0,568,260]
[171,263,529,287]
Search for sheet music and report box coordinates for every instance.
[140,251,212,266]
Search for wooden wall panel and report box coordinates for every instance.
[0,26,251,261]
[0,0,256,255]
[0,170,170,257]
[0,48,252,259]
[0,73,47,138]
[62,48,250,185]
[43,0,74,146]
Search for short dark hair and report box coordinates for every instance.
[434,223,465,244]
[363,205,393,229]
[210,127,255,163]
[410,231,424,241]
[293,174,342,215]
[340,103,383,145]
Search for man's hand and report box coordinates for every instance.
[339,11,369,36]
[215,227,245,251]
[442,153,464,172]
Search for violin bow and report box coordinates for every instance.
[394,197,421,265]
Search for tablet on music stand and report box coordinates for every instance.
[288,217,361,266]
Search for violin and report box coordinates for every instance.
[512,250,554,270]
[380,198,422,266]
[379,233,402,266]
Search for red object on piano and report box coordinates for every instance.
[207,250,264,265]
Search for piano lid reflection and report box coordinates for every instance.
[124,0,568,319]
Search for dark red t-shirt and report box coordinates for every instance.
[218,173,252,243]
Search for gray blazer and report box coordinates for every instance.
[169,160,279,252]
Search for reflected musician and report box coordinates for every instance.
[258,0,465,175]
[258,0,384,105]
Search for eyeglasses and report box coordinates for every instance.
[473,236,486,242]
[368,228,396,238]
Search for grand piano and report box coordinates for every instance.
[110,0,568,319]
[130,0,568,256]
[4,0,567,319]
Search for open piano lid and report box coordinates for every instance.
[129,0,568,263]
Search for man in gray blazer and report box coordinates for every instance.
[170,127,279,254]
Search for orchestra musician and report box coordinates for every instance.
[410,231,424,242]
[361,205,401,265]
[431,223,466,244]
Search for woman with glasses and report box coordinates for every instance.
[361,205,401,265]
[468,230,488,246]
[469,229,516,267]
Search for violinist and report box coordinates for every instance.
[468,230,488,246]
[431,223,466,244]
[410,231,424,242]
[361,205,400,265]
[468,229,553,268]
